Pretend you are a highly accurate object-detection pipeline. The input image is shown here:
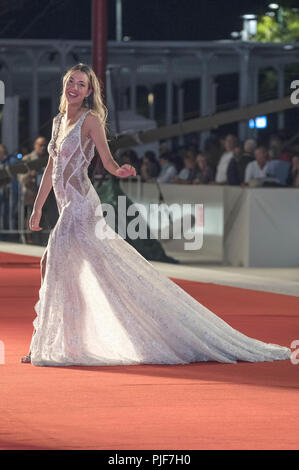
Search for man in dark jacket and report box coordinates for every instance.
[227,139,256,185]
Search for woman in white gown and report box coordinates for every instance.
[21,63,291,366]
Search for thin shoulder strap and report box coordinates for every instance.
[54,113,63,136]
[78,109,91,129]
[52,113,63,155]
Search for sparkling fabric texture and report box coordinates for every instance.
[30,110,291,367]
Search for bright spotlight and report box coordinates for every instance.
[148,93,154,105]
[268,3,279,9]
[248,116,268,129]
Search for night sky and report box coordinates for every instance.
[0,0,297,41]
[1,0,298,142]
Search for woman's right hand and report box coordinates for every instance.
[115,164,136,178]
[29,208,43,231]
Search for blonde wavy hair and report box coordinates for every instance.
[58,63,108,130]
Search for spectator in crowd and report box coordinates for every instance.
[119,149,141,175]
[227,139,256,185]
[244,145,270,185]
[172,153,198,184]
[159,141,171,158]
[240,139,256,178]
[18,136,48,243]
[202,134,223,176]
[215,133,238,184]
[290,155,299,188]
[171,151,185,175]
[0,144,19,239]
[0,143,8,164]
[185,143,198,156]
[19,136,47,183]
[140,151,160,182]
[20,145,30,157]
[269,134,292,163]
[175,145,185,160]
[226,139,243,186]
[156,153,177,184]
[193,153,214,184]
[267,144,291,186]
[184,148,197,159]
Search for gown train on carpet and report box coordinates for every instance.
[30,109,291,366]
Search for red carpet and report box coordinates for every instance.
[0,251,298,450]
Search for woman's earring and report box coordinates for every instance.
[84,96,89,107]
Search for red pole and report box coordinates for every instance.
[92,0,107,102]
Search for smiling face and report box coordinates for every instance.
[64,70,92,107]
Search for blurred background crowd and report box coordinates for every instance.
[1,129,298,243]
[119,132,299,188]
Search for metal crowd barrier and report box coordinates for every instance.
[0,179,51,244]
[0,174,143,245]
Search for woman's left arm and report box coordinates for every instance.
[88,114,136,178]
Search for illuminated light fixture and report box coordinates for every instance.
[268,3,279,9]
[256,116,267,128]
[148,92,154,105]
[248,116,268,129]
[241,14,257,40]
[242,14,256,19]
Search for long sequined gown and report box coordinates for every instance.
[29,109,291,366]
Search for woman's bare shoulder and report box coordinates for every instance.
[84,112,105,138]
[85,111,102,126]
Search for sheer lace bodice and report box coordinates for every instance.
[28,110,292,367]
[48,110,95,214]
